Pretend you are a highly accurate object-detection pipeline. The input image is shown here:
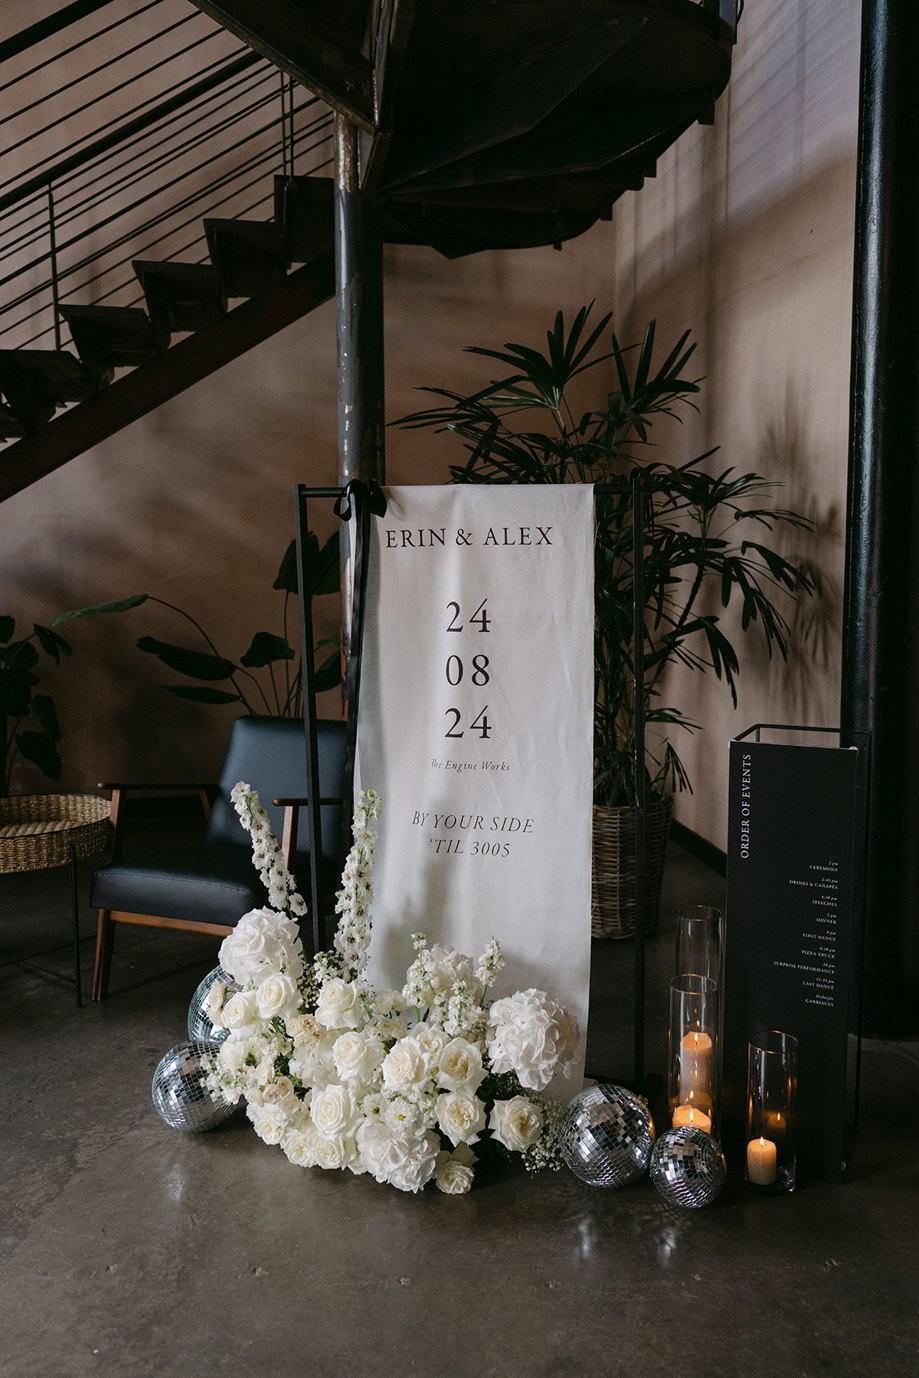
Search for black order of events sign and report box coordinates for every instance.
[723,726,866,1182]
[355,485,596,1085]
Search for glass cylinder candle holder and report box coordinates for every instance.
[675,905,722,987]
[668,975,720,1138]
[745,1030,797,1193]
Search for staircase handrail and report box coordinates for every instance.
[0,50,261,216]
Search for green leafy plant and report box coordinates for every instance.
[53,531,341,718]
[0,616,72,794]
[398,306,815,808]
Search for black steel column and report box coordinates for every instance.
[842,0,919,1033]
[334,114,385,668]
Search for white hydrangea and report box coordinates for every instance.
[486,988,579,1092]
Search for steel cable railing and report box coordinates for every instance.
[0,0,334,363]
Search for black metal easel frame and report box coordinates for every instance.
[294,479,386,956]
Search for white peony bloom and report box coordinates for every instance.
[381,1035,429,1093]
[315,977,363,1030]
[436,1091,486,1147]
[486,988,579,1091]
[489,1096,544,1153]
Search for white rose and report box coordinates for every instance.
[437,1038,486,1094]
[260,1076,298,1108]
[220,990,262,1037]
[486,988,579,1091]
[255,971,300,1022]
[434,1144,477,1195]
[381,1036,429,1092]
[333,1030,384,1084]
[311,1082,359,1137]
[205,979,227,1024]
[313,1134,358,1171]
[436,1091,486,1146]
[489,1096,544,1153]
[315,977,363,1030]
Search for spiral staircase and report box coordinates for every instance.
[0,0,739,501]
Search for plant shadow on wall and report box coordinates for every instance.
[52,531,342,728]
[0,615,73,795]
[397,306,816,937]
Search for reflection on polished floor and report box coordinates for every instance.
[2,817,917,1378]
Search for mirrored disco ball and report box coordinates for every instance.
[152,1040,236,1132]
[559,1083,655,1187]
[650,1126,726,1208]
[187,966,238,1045]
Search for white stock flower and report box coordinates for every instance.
[437,1038,486,1095]
[248,1102,293,1146]
[486,988,579,1091]
[434,1143,477,1195]
[436,1092,486,1147]
[315,977,363,1030]
[489,1096,544,1153]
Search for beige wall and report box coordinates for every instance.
[607,0,861,847]
[2,1,862,854]
[1,227,615,793]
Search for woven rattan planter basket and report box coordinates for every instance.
[591,796,673,940]
[0,793,111,874]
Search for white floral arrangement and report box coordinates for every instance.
[205,783,579,1194]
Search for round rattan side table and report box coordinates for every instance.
[0,793,112,1006]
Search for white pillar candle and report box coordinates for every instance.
[746,1136,777,1186]
[679,1030,713,1105]
[672,1104,712,1134]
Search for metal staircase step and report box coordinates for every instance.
[0,350,97,432]
[0,403,26,441]
[133,260,226,334]
[203,219,289,298]
[60,304,168,373]
[273,176,335,263]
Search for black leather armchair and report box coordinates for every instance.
[90,715,348,1000]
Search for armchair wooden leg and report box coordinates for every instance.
[92,908,115,1002]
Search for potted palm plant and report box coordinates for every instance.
[398,306,814,937]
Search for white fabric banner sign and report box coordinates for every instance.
[356,484,595,1083]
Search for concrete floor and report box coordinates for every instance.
[2,821,918,1378]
